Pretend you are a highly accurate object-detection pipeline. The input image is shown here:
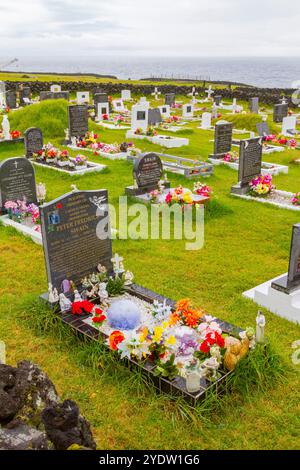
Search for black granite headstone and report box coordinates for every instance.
[6,90,17,109]
[24,127,44,157]
[40,91,70,101]
[68,105,88,138]
[0,157,37,211]
[256,122,270,137]
[40,190,113,291]
[210,120,233,159]
[273,103,288,123]
[231,137,263,195]
[165,93,175,106]
[249,97,259,114]
[125,153,166,196]
[272,223,300,294]
[94,93,108,106]
[20,87,31,105]
[214,95,222,105]
[148,108,162,125]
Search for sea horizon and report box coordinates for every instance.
[1,56,300,88]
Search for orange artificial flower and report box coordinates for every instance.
[169,312,181,326]
[109,330,125,350]
[182,308,203,328]
[175,299,190,313]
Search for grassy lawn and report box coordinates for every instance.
[0,96,299,450]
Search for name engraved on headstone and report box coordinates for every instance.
[68,105,88,138]
[134,153,163,189]
[0,157,37,210]
[238,137,263,184]
[213,121,233,156]
[40,190,113,290]
[24,128,43,157]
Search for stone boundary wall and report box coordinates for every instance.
[5,81,298,107]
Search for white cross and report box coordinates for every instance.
[205,85,214,100]
[151,87,161,100]
[188,87,198,103]
[111,253,124,273]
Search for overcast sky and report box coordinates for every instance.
[0,0,300,58]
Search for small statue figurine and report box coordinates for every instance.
[124,271,134,286]
[59,293,72,312]
[71,136,77,147]
[73,290,83,302]
[64,128,70,141]
[256,310,266,344]
[2,115,11,140]
[48,283,56,303]
[36,182,46,204]
[97,264,107,274]
[53,288,59,302]
[98,282,109,307]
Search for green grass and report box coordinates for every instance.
[0,99,300,450]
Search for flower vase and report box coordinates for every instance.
[57,160,69,167]
[75,164,87,170]
[186,371,201,393]
[22,216,33,227]
[46,158,54,164]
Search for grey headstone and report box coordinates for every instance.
[40,190,113,291]
[249,97,259,114]
[231,137,262,194]
[68,105,88,138]
[214,95,222,105]
[272,223,300,294]
[6,90,17,109]
[134,153,163,190]
[40,91,69,101]
[94,93,108,105]
[0,157,37,210]
[20,87,31,105]
[210,120,233,158]
[148,108,162,125]
[273,103,288,123]
[165,93,175,106]
[256,122,270,137]
[24,127,43,157]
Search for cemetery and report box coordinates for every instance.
[0,72,299,452]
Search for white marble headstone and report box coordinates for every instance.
[77,91,90,104]
[97,102,110,121]
[50,85,61,93]
[201,112,212,130]
[112,99,125,112]
[282,116,297,136]
[131,103,149,132]
[182,103,194,118]
[121,90,131,101]
[158,105,170,119]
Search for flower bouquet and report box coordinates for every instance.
[4,200,41,232]
[193,182,212,198]
[114,115,125,126]
[74,154,88,169]
[10,130,21,139]
[223,151,239,163]
[249,174,274,197]
[292,193,300,206]
[57,149,70,167]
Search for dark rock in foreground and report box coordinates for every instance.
[0,361,96,450]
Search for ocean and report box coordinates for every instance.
[2,56,300,88]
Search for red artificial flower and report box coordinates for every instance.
[109,330,125,350]
[92,315,106,323]
[72,300,94,315]
[200,340,210,354]
[56,203,62,209]
[94,307,103,316]
[165,192,172,204]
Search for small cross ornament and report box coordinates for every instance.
[205,85,214,100]
[111,253,124,274]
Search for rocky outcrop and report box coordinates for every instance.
[0,361,96,450]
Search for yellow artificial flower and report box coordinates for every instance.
[162,321,169,329]
[153,326,163,342]
[183,193,193,204]
[166,335,176,346]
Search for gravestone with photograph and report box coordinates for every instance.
[165,93,175,106]
[182,103,193,118]
[131,103,149,132]
[231,137,263,195]
[40,189,113,293]
[24,127,44,157]
[0,157,37,211]
[158,105,170,119]
[125,152,169,196]
[97,102,110,121]
[209,120,233,159]
[50,85,61,93]
[68,105,88,139]
[273,103,288,123]
[77,91,90,105]
[271,223,300,294]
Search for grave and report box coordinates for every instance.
[231,137,263,195]
[24,128,43,157]
[97,102,110,121]
[0,157,40,242]
[125,152,170,196]
[151,87,161,100]
[19,87,31,106]
[68,105,88,140]
[281,116,297,136]
[148,108,162,126]
[188,87,198,104]
[256,122,270,136]
[158,105,171,119]
[38,187,246,404]
[249,97,259,114]
[205,85,214,101]
[6,90,17,109]
[40,91,69,101]
[130,102,149,133]
[209,121,233,159]
[165,93,175,106]
[94,93,109,107]
[112,99,125,112]
[214,95,222,106]
[151,153,213,178]
[40,189,113,291]
[182,103,194,119]
[200,112,212,130]
[273,103,288,123]
[243,223,300,323]
[76,92,90,105]
[50,85,61,93]
[121,90,131,101]
[0,82,6,107]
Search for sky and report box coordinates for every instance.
[0,0,300,59]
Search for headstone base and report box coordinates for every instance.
[243,273,300,324]
[125,181,170,196]
[271,275,300,294]
[209,153,226,160]
[231,183,249,195]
